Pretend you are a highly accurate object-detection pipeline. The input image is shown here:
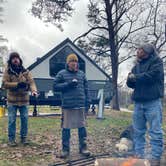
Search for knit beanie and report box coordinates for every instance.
[9,52,20,60]
[139,43,154,55]
[66,53,78,63]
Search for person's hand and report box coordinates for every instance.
[31,91,38,97]
[17,82,27,89]
[127,73,136,82]
[68,79,78,88]
[128,73,135,79]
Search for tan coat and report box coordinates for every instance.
[2,67,37,106]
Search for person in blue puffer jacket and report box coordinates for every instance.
[127,43,164,166]
[54,53,90,158]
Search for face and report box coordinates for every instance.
[11,57,21,66]
[136,48,147,59]
[68,60,78,70]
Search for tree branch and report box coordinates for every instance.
[73,26,108,43]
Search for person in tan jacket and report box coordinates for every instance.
[2,52,37,146]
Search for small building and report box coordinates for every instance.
[28,38,113,105]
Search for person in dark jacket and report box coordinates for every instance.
[126,43,164,166]
[54,53,90,158]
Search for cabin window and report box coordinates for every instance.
[49,46,85,77]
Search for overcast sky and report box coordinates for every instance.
[0,0,132,83]
[0,0,89,67]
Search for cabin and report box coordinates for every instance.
[28,38,113,106]
[0,38,113,107]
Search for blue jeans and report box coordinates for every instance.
[133,99,163,160]
[8,105,28,141]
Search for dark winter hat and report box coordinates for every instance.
[9,52,20,60]
[139,43,155,55]
[8,52,22,65]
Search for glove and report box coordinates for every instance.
[17,82,27,89]
[68,79,78,88]
[127,73,136,82]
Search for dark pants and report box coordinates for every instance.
[62,127,87,152]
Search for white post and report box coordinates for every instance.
[97,89,105,119]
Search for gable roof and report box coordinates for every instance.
[27,38,111,80]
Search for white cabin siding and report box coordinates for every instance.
[30,43,107,81]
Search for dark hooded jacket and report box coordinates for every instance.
[53,65,90,109]
[127,53,164,102]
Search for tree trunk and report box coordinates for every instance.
[104,0,120,110]
[111,63,120,110]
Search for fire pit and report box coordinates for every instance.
[95,157,150,166]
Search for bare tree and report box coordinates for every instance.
[31,0,166,110]
[74,0,153,110]
[0,0,8,57]
[124,0,166,53]
[31,0,77,31]
[0,0,4,23]
[74,0,166,110]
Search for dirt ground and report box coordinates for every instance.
[0,110,165,166]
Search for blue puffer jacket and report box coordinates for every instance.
[127,55,164,102]
[53,66,90,109]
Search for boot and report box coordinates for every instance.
[60,150,69,159]
[21,137,29,145]
[79,138,91,157]
[8,140,17,147]
[78,127,90,157]
[79,146,91,157]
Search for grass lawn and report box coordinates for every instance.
[0,109,165,166]
[28,106,62,114]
